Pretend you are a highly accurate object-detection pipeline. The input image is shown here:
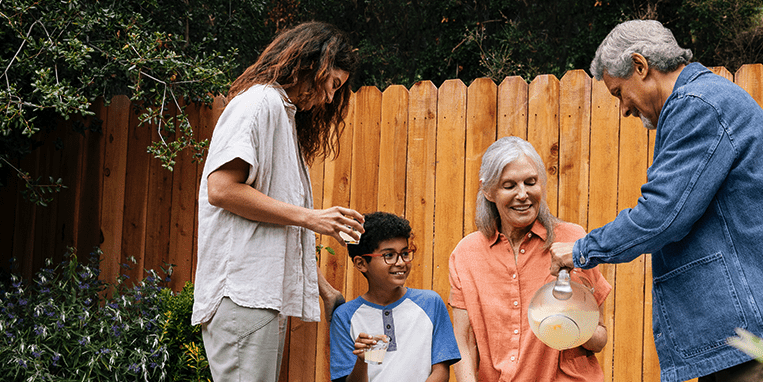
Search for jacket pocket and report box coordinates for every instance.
[653,252,746,358]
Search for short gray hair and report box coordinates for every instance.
[590,19,693,80]
[475,136,559,246]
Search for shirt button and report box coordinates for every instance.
[512,274,517,279]
[513,301,519,306]
[514,329,519,334]
[510,356,516,361]
[527,233,532,238]
[386,324,391,329]
[384,311,390,316]
[520,249,525,254]
[579,255,587,265]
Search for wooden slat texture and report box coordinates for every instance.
[736,64,763,107]
[144,106,175,281]
[314,92,357,382]
[347,86,381,300]
[612,113,648,381]
[527,75,560,216]
[378,85,409,215]
[100,95,131,285]
[558,70,591,226]
[497,76,529,139]
[464,78,497,235]
[168,101,200,290]
[76,98,106,258]
[5,68,762,382]
[405,81,438,291]
[589,78,620,380]
[433,79,466,301]
[120,103,152,283]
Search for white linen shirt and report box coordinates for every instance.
[191,84,319,326]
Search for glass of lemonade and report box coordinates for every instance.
[364,335,389,365]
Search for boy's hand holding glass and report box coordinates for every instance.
[353,333,390,365]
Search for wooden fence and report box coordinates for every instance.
[2,64,762,382]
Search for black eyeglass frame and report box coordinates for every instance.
[363,249,415,265]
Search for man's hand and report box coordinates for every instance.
[549,242,575,276]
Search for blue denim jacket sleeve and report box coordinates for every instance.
[573,81,734,268]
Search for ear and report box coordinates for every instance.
[631,53,650,80]
[482,188,495,204]
[353,256,368,273]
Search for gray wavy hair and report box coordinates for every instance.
[590,19,693,80]
[475,136,560,247]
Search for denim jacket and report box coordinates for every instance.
[573,63,763,381]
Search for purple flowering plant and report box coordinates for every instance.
[0,248,170,381]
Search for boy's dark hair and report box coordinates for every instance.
[348,212,411,259]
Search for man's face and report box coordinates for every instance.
[602,70,659,130]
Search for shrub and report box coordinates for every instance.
[159,282,211,382]
[0,248,171,381]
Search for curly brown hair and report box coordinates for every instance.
[227,22,359,165]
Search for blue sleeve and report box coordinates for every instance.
[426,292,462,365]
[574,94,735,268]
[329,305,358,380]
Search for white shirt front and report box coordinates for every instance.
[191,84,319,326]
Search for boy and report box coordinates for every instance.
[329,212,461,382]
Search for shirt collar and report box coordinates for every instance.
[673,62,710,92]
[488,220,548,247]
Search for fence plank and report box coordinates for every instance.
[378,85,409,215]
[589,78,620,380]
[611,116,648,381]
[465,78,497,235]
[15,143,40,279]
[120,103,152,283]
[497,76,528,139]
[76,98,106,259]
[144,106,175,282]
[735,64,763,107]
[558,70,591,226]
[527,75,560,216]
[433,79,467,300]
[313,92,357,382]
[100,95,131,286]
[34,119,62,269]
[54,115,83,261]
[168,101,199,290]
[347,86,381,300]
[405,81,438,291]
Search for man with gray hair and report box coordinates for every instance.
[550,19,763,382]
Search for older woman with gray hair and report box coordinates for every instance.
[449,136,611,382]
[550,19,763,382]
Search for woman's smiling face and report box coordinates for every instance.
[484,154,542,233]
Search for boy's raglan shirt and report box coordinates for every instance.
[329,288,461,381]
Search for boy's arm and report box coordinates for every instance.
[452,307,478,382]
[425,362,451,382]
[342,357,368,382]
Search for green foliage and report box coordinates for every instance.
[0,248,171,381]
[0,248,216,381]
[0,0,244,202]
[159,282,212,382]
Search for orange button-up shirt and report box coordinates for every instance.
[449,221,612,382]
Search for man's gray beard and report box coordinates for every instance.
[641,115,656,130]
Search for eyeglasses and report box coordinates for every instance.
[364,249,415,265]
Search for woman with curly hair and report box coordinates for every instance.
[192,22,363,381]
